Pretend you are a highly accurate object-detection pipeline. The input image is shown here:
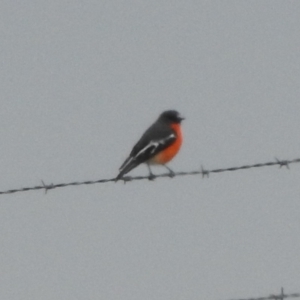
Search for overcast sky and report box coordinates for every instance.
[0,1,300,299]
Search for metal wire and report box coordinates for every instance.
[0,157,299,195]
[226,288,299,300]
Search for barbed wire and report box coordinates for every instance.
[226,288,300,300]
[0,157,299,195]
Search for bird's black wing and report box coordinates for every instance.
[129,121,176,162]
[117,122,176,178]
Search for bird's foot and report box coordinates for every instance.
[168,170,175,178]
[148,173,156,181]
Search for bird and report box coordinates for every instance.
[116,110,184,181]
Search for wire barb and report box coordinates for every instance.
[41,180,55,194]
[0,157,299,195]
[275,157,290,169]
[122,176,133,184]
[201,165,209,178]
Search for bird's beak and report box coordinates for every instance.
[179,114,185,121]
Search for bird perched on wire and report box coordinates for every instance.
[116,110,184,181]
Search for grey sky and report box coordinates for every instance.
[0,1,299,299]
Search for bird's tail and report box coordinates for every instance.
[115,157,139,181]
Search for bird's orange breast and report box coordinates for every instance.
[151,123,183,164]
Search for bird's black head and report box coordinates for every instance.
[159,110,185,124]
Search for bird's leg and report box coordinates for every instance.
[147,163,155,181]
[163,165,175,178]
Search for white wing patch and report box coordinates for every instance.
[119,133,176,172]
[135,133,175,158]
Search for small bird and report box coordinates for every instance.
[116,110,184,180]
